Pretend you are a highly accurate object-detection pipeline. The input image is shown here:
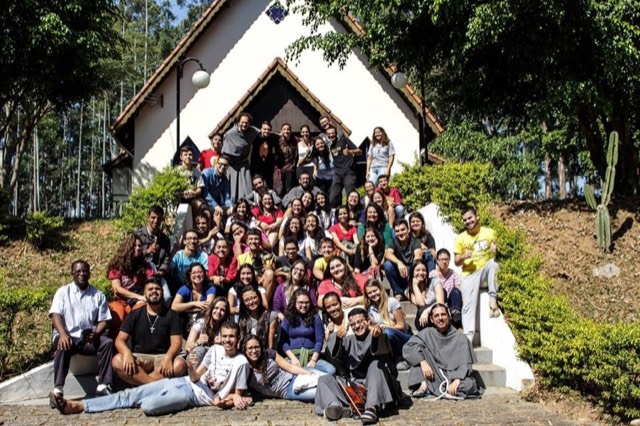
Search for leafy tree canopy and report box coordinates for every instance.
[287,0,640,196]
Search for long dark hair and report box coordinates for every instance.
[323,255,362,296]
[408,211,429,244]
[238,285,271,344]
[363,204,387,233]
[232,198,254,222]
[107,234,146,276]
[184,262,207,290]
[242,334,269,385]
[201,296,230,345]
[282,216,304,242]
[284,288,317,328]
[312,137,332,168]
[358,226,385,260]
[407,259,429,301]
[305,213,324,252]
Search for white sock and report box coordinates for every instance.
[53,387,63,395]
[96,384,107,392]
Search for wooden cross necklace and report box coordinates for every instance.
[146,311,160,333]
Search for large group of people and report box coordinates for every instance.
[48,112,500,423]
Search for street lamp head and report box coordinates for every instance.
[391,72,408,89]
[192,70,210,89]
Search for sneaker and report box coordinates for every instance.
[360,407,378,425]
[95,384,112,396]
[324,404,351,421]
[396,360,410,371]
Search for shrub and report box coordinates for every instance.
[0,281,55,379]
[392,161,492,230]
[24,211,65,249]
[117,166,190,233]
[392,165,640,419]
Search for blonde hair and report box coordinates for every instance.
[364,279,395,326]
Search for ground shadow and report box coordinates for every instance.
[612,217,634,242]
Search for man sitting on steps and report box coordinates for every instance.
[453,207,500,342]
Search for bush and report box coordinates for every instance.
[24,211,65,249]
[0,278,55,379]
[392,162,492,230]
[117,166,190,233]
[392,165,640,420]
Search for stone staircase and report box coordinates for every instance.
[397,300,508,391]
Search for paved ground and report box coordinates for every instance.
[0,391,598,426]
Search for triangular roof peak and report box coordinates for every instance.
[209,57,350,138]
[111,0,444,145]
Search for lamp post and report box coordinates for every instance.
[391,71,428,166]
[175,56,210,163]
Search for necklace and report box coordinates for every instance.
[146,311,160,333]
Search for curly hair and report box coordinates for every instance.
[201,296,230,345]
[364,203,388,233]
[284,288,317,328]
[238,285,271,344]
[184,262,206,290]
[242,334,270,386]
[107,234,146,277]
[323,255,362,297]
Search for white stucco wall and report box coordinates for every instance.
[132,0,420,186]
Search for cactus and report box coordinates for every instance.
[584,131,619,253]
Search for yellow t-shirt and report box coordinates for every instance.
[454,227,496,276]
[237,251,273,269]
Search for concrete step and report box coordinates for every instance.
[396,361,506,391]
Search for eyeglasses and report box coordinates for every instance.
[245,346,261,352]
[437,258,450,263]
[218,162,230,168]
[243,296,260,303]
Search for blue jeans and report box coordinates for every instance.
[383,327,411,362]
[83,377,198,416]
[285,368,328,401]
[447,287,463,312]
[368,167,387,186]
[312,359,336,375]
[423,251,436,275]
[382,260,408,296]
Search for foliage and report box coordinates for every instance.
[431,121,542,200]
[287,0,640,196]
[0,0,124,193]
[391,164,640,419]
[0,277,55,379]
[24,211,65,249]
[494,219,640,420]
[117,166,190,232]
[584,131,619,253]
[392,161,492,230]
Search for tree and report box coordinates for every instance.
[0,0,123,196]
[287,0,640,196]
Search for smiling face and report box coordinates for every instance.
[291,262,306,284]
[324,295,343,321]
[281,124,292,139]
[462,210,479,232]
[148,211,163,233]
[216,157,230,176]
[301,192,313,207]
[288,217,301,234]
[220,326,240,356]
[320,241,334,257]
[231,224,246,242]
[247,234,261,252]
[436,252,451,274]
[372,192,384,207]
[394,223,409,242]
[239,266,254,285]
[337,207,348,224]
[252,176,265,192]
[319,117,331,130]
[305,214,318,232]
[242,289,261,313]
[211,134,223,151]
[261,194,273,210]
[348,313,370,337]
[180,149,193,167]
[431,305,451,333]
[214,239,229,259]
[365,284,382,304]
[412,263,428,283]
[189,264,205,287]
[244,337,262,363]
[236,201,248,217]
[364,229,379,247]
[260,123,272,137]
[316,192,326,207]
[291,199,303,215]
[410,215,424,234]
[377,176,389,190]
[284,241,299,261]
[329,258,346,282]
[211,300,228,322]
[238,115,251,133]
[184,231,199,251]
[299,174,311,190]
[364,182,375,196]
[133,237,143,258]
[300,126,310,140]
[348,192,359,207]
[71,261,91,289]
[326,128,337,142]
[366,206,379,224]
[314,138,326,152]
[374,128,383,141]
[295,294,311,315]
[195,216,209,234]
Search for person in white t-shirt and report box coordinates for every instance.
[50,322,251,416]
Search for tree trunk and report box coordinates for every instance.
[544,155,552,199]
[558,155,566,200]
[76,105,84,218]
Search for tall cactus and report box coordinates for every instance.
[584,131,619,253]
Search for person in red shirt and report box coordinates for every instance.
[377,174,406,219]
[198,133,223,171]
[252,192,284,248]
[207,238,238,295]
[328,206,357,260]
[317,256,366,309]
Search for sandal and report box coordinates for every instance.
[410,382,429,398]
[489,300,501,318]
[360,407,378,425]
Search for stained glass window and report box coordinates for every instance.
[266,1,288,24]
